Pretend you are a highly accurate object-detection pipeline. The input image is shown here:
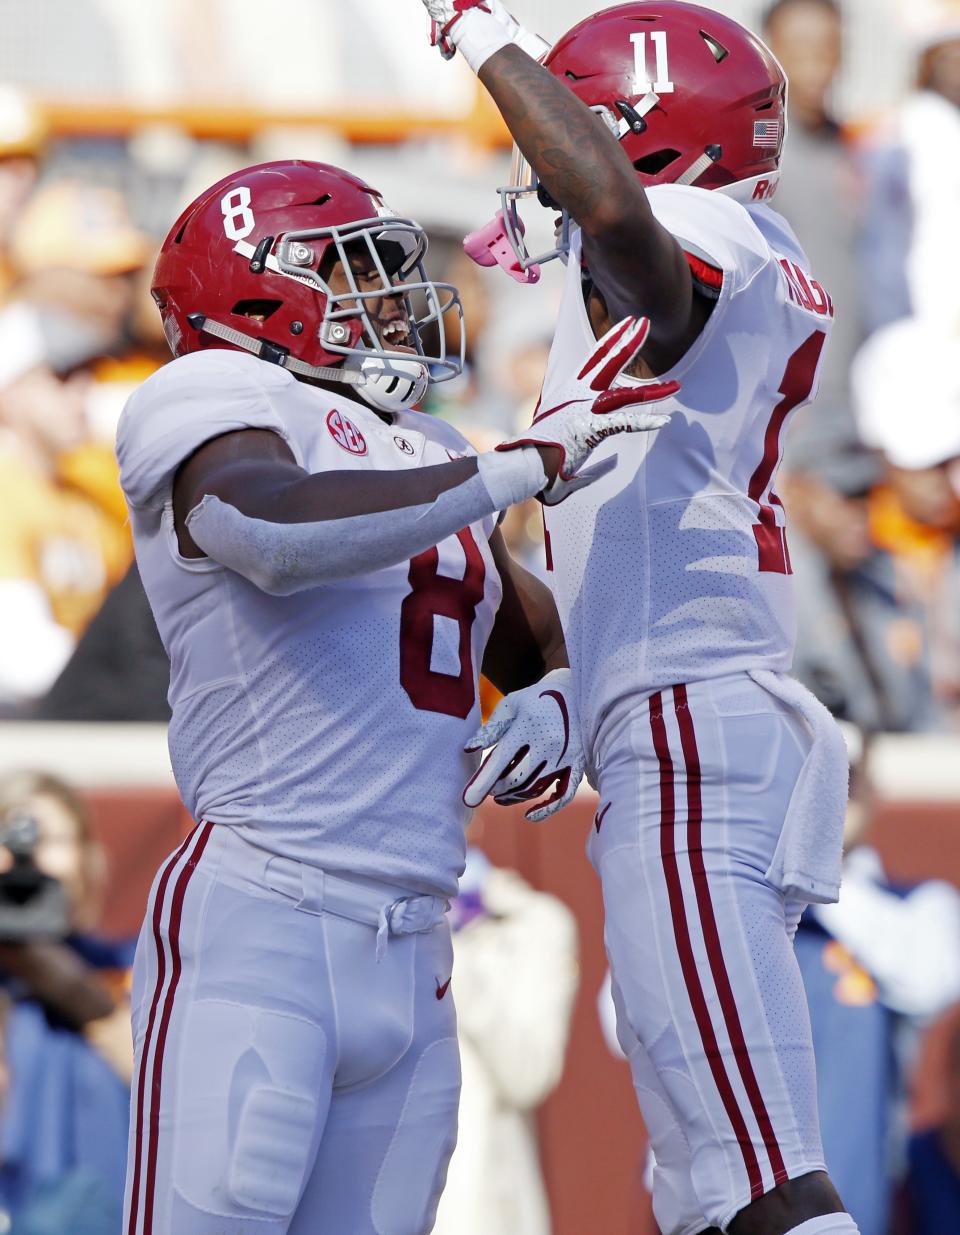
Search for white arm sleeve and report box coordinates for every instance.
[186,447,546,595]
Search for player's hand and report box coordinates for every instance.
[496,316,679,505]
[422,0,495,58]
[423,0,548,64]
[462,668,586,822]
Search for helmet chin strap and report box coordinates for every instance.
[187,314,365,386]
[186,313,429,413]
[675,144,723,186]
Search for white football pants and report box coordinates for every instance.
[589,673,829,1235]
[123,822,460,1235]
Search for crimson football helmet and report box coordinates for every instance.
[469,2,787,279]
[153,160,464,413]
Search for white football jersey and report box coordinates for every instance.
[542,185,834,754]
[116,350,502,898]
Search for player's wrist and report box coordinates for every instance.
[477,446,548,509]
[444,8,516,74]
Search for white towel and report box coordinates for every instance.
[749,669,849,905]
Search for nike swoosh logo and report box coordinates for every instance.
[435,977,452,1001]
[539,688,570,762]
[594,802,612,832]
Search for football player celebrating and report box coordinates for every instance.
[116,159,675,1235]
[422,6,857,1235]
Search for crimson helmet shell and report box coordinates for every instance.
[545,2,787,198]
[153,160,462,411]
[479,2,789,279]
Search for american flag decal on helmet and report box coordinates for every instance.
[753,120,781,148]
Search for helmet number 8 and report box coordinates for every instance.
[220,187,256,241]
[631,31,674,94]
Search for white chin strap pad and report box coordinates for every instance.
[350,354,430,413]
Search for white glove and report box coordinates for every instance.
[497,316,679,506]
[482,0,550,58]
[463,668,586,822]
[422,0,548,71]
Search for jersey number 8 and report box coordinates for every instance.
[400,528,486,719]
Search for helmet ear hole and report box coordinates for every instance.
[633,149,682,175]
[232,299,283,320]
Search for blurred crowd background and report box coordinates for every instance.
[0,1,958,1233]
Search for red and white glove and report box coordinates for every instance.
[498,316,679,506]
[463,668,585,822]
[422,0,548,70]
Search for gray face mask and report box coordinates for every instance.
[273,213,465,411]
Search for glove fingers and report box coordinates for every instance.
[525,767,576,821]
[463,743,529,808]
[579,316,652,393]
[463,699,516,752]
[593,382,680,415]
[540,454,618,507]
[493,758,559,806]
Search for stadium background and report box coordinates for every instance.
[0,2,959,1233]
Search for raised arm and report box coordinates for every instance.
[479,45,694,341]
[423,2,709,368]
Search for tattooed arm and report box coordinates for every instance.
[479,45,708,369]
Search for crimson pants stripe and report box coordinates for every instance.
[673,685,788,1189]
[126,827,197,1235]
[649,692,765,1201]
[127,822,213,1235]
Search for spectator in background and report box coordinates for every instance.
[0,309,130,710]
[796,725,960,1235]
[762,0,866,479]
[0,181,156,711]
[35,560,172,723]
[0,87,44,303]
[0,770,134,1234]
[852,315,960,726]
[10,179,156,432]
[899,1008,960,1233]
[761,0,910,730]
[431,848,577,1235]
[860,11,960,332]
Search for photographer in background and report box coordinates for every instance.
[0,771,134,1235]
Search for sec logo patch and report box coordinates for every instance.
[394,435,415,456]
[327,409,367,456]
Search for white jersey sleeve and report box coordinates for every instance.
[644,184,773,295]
[116,350,302,511]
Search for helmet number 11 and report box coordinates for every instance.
[631,31,674,94]
[221,187,256,242]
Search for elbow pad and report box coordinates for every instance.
[186,447,546,595]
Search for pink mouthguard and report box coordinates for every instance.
[463,210,541,284]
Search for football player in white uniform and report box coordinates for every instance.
[116,158,677,1235]
[421,5,858,1235]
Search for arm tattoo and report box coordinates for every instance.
[478,45,698,362]
[479,45,646,231]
